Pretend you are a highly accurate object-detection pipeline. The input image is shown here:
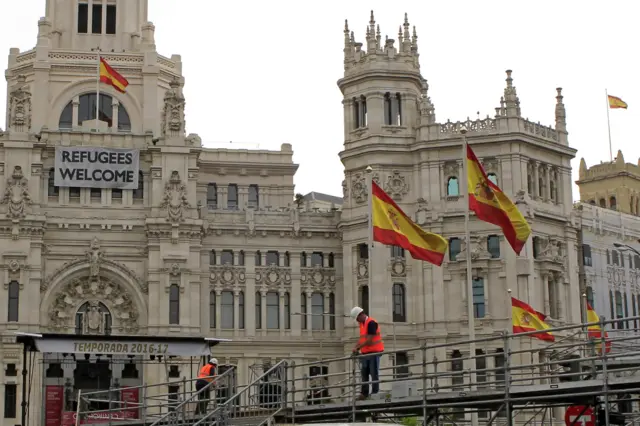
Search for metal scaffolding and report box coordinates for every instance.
[71,316,640,426]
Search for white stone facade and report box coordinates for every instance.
[577,202,640,335]
[0,3,585,426]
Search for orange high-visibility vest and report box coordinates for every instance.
[359,316,384,354]
[198,364,216,382]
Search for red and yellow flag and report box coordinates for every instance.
[467,145,531,255]
[586,303,612,354]
[371,181,448,266]
[608,95,628,109]
[511,297,555,342]
[100,57,129,93]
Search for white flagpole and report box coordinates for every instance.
[460,127,478,426]
[96,51,101,132]
[365,165,374,310]
[605,89,613,162]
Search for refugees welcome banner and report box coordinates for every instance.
[54,147,139,189]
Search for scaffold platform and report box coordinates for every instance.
[19,317,640,426]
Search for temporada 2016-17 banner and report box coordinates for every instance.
[53,147,140,190]
[45,385,139,426]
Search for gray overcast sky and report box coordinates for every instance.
[1,1,637,199]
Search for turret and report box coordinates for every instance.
[579,158,587,180]
[338,11,424,145]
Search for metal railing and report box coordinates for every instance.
[193,360,289,426]
[75,367,236,426]
[68,316,640,426]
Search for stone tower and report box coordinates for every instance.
[6,0,182,137]
[576,150,640,215]
[338,11,581,356]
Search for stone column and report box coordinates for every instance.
[111,98,119,131]
[290,252,302,336]
[72,96,80,128]
[542,272,550,316]
[279,289,285,336]
[305,290,312,335]
[544,164,551,201]
[233,288,240,337]
[245,252,256,337]
[260,290,267,336]
[215,289,221,331]
[533,162,540,199]
[555,273,564,321]
[324,291,330,331]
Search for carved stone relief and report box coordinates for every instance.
[301,266,336,292]
[85,237,104,278]
[342,180,348,200]
[161,78,185,136]
[390,258,406,277]
[414,198,432,225]
[384,170,409,201]
[351,173,367,204]
[160,171,190,223]
[48,277,139,333]
[210,265,247,288]
[356,259,368,279]
[456,236,492,261]
[1,166,32,220]
[9,75,31,132]
[255,265,292,291]
[443,161,459,178]
[537,237,565,264]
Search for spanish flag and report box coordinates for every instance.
[467,145,531,255]
[586,303,612,354]
[371,181,448,266]
[511,297,555,342]
[99,57,129,93]
[608,95,628,109]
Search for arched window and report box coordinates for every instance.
[75,302,112,335]
[615,290,623,329]
[133,171,144,200]
[392,283,406,322]
[48,169,59,197]
[311,292,324,330]
[447,177,459,196]
[487,173,498,185]
[169,284,180,325]
[59,93,131,131]
[209,250,216,266]
[610,196,617,210]
[472,278,485,318]
[220,291,234,329]
[599,198,606,208]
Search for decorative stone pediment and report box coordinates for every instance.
[41,239,146,294]
[301,266,336,294]
[384,170,409,201]
[160,171,190,223]
[48,277,139,333]
[1,166,32,219]
[9,75,31,132]
[210,265,246,287]
[537,237,565,264]
[456,236,492,261]
[161,78,185,137]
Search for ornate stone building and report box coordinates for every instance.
[577,150,640,214]
[0,3,583,426]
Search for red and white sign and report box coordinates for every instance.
[45,386,64,426]
[565,405,595,426]
[61,410,137,426]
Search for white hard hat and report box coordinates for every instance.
[350,306,364,319]
[209,358,218,365]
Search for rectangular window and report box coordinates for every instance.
[255,292,262,329]
[284,293,290,330]
[266,251,279,266]
[90,188,101,199]
[582,244,593,267]
[5,364,17,377]
[311,293,324,330]
[301,293,307,330]
[449,238,461,261]
[248,184,259,209]
[266,292,279,330]
[238,291,245,329]
[475,349,487,386]
[77,3,88,33]
[391,246,405,258]
[4,384,17,418]
[207,184,218,209]
[112,188,122,199]
[358,244,368,260]
[227,184,238,209]
[487,235,500,259]
[106,5,116,34]
[329,293,335,331]
[451,350,463,390]
[168,385,179,412]
[472,277,485,318]
[394,352,410,378]
[169,284,180,325]
[220,291,234,329]
[69,187,81,199]
[220,250,234,265]
[209,291,216,328]
[91,4,102,34]
[311,252,324,267]
[8,280,19,322]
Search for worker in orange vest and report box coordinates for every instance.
[350,306,384,400]
[194,358,217,415]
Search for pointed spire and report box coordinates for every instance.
[502,70,520,117]
[411,26,419,54]
[579,158,588,179]
[616,149,625,165]
[376,24,381,49]
[398,25,403,45]
[366,11,377,53]
[402,13,411,53]
[343,19,354,62]
[555,87,566,132]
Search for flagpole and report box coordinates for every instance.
[460,127,478,426]
[96,50,101,132]
[605,89,613,162]
[365,165,374,307]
